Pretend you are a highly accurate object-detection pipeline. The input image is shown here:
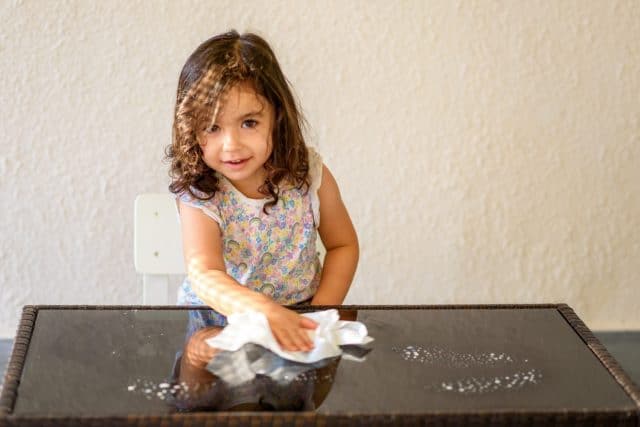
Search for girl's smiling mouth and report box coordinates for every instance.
[223,158,251,168]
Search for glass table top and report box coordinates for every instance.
[10,307,637,416]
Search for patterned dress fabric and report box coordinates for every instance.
[177,148,323,327]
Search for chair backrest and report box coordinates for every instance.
[134,193,184,304]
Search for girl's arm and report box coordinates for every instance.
[179,202,317,352]
[312,165,359,305]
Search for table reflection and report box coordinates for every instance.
[170,309,361,412]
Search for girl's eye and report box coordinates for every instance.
[205,124,220,133]
[242,119,258,129]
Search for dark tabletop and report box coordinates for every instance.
[1,305,639,426]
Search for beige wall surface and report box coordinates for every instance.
[1,0,639,336]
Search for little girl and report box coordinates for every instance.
[166,31,359,353]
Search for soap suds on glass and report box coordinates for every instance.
[280,370,335,384]
[126,370,334,402]
[392,345,515,368]
[127,379,189,400]
[392,345,541,394]
[435,368,542,394]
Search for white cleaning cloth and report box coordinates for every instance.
[206,309,374,363]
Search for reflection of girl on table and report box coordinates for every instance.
[166,31,359,352]
[174,324,340,412]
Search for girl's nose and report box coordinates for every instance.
[221,129,240,151]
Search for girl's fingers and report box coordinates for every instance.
[292,329,312,351]
[293,316,315,350]
[289,330,308,351]
[265,306,316,351]
[301,326,315,349]
[276,326,312,352]
[300,316,318,330]
[276,328,300,352]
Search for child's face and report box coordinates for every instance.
[198,82,275,197]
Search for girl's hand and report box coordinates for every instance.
[263,303,318,352]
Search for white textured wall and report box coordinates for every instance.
[1,0,639,337]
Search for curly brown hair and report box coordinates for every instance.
[165,30,309,212]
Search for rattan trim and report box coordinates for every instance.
[28,303,561,310]
[557,304,640,417]
[0,306,37,416]
[0,409,638,427]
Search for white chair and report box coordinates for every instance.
[134,193,185,304]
